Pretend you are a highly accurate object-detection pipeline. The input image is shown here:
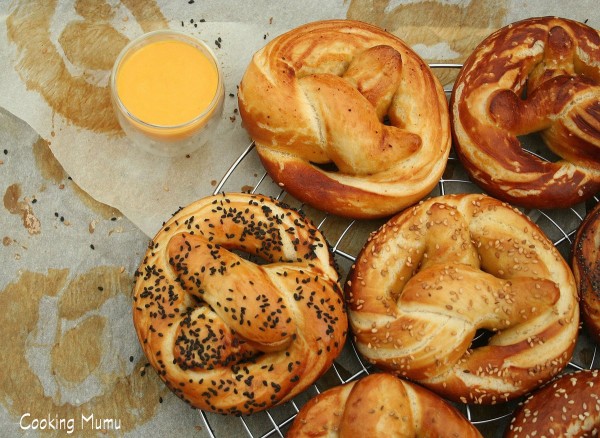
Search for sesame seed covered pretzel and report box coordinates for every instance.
[451,17,600,209]
[133,193,347,415]
[505,369,600,437]
[287,373,482,438]
[346,194,579,404]
[572,201,600,344]
[238,19,450,218]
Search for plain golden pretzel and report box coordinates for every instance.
[287,373,482,437]
[239,19,450,218]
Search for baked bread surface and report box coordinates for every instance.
[505,369,600,437]
[239,19,450,218]
[133,193,347,415]
[451,16,600,208]
[287,373,482,438]
[346,193,579,404]
[572,201,600,344]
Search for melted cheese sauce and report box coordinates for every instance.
[116,39,219,126]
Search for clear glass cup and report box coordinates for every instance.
[110,30,224,157]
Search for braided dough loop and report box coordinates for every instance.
[451,17,600,209]
[346,194,579,404]
[572,201,600,344]
[287,373,482,438]
[239,19,450,219]
[505,369,600,437]
[133,193,347,415]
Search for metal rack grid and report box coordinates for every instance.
[198,66,600,438]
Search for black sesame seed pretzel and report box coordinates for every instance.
[133,193,347,415]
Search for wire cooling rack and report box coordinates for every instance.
[198,65,600,438]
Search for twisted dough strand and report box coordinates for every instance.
[239,19,450,218]
[452,17,600,208]
[287,373,482,437]
[346,194,579,404]
[133,193,347,415]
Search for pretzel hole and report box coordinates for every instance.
[230,248,270,266]
[517,132,562,162]
[310,161,340,173]
[469,328,495,349]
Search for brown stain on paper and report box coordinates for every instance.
[51,316,106,384]
[32,137,67,183]
[0,268,163,434]
[346,0,508,84]
[6,0,168,134]
[3,183,41,235]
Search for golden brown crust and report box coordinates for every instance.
[287,373,482,438]
[239,19,450,218]
[345,194,579,404]
[505,369,600,437]
[572,201,600,344]
[132,193,347,415]
[451,17,600,209]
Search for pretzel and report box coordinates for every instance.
[238,19,450,219]
[505,369,600,437]
[572,201,600,344]
[451,17,600,209]
[346,194,579,404]
[287,373,482,438]
[132,193,347,415]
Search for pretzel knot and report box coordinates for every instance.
[133,193,347,415]
[287,373,482,438]
[452,17,600,209]
[239,19,450,218]
[346,194,579,404]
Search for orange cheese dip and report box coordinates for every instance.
[116,39,219,127]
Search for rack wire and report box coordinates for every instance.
[199,65,599,438]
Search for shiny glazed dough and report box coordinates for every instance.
[505,369,600,437]
[346,194,579,404]
[132,193,347,415]
[572,201,600,344]
[452,17,600,209]
[239,19,450,219]
[287,373,482,438]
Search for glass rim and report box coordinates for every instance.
[110,29,223,130]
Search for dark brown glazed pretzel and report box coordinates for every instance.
[572,201,600,344]
[346,194,579,404]
[239,19,450,219]
[505,369,600,437]
[452,17,600,209]
[132,193,347,415]
[287,373,482,438]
